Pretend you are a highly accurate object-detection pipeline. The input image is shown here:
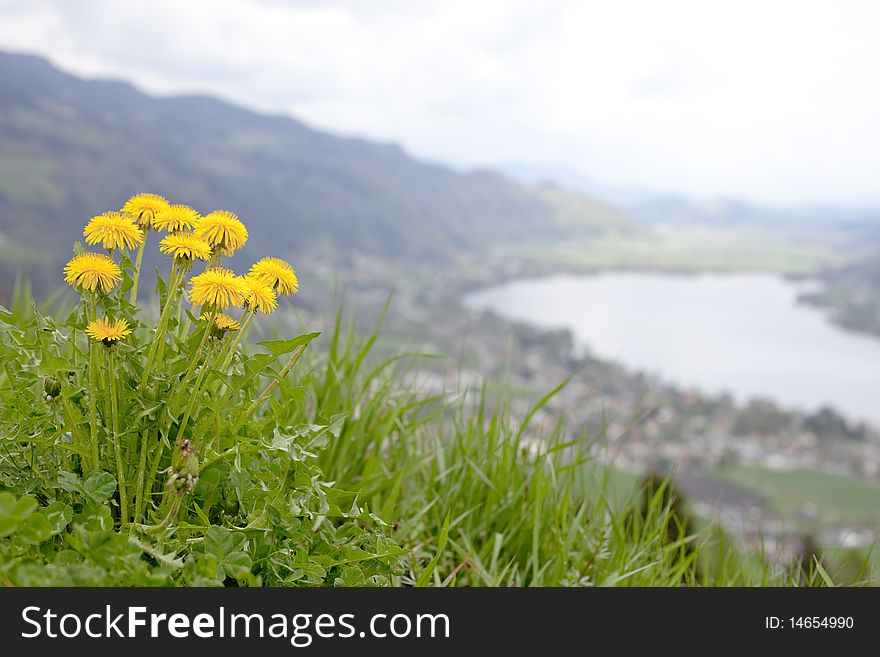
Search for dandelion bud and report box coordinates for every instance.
[43,375,62,399]
[167,437,199,495]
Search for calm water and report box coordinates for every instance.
[466,272,880,427]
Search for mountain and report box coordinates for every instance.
[0,51,628,295]
[503,162,880,242]
[621,194,878,229]
[502,163,658,206]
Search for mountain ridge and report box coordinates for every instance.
[0,50,629,295]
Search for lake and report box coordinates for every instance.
[465,272,880,428]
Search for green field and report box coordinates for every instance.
[712,465,880,527]
[496,225,847,275]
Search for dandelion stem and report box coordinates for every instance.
[142,432,169,522]
[174,287,185,337]
[177,259,210,339]
[139,260,181,391]
[87,294,100,471]
[202,358,264,431]
[108,350,129,524]
[202,310,254,423]
[155,261,186,369]
[238,342,309,427]
[175,347,212,446]
[147,315,214,486]
[53,406,70,472]
[173,316,217,445]
[89,295,111,417]
[218,310,254,376]
[133,426,155,525]
[177,312,214,395]
[99,352,111,428]
[141,310,213,508]
[59,396,84,446]
[129,229,148,305]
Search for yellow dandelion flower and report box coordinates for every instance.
[121,193,170,229]
[200,312,241,332]
[86,317,132,345]
[159,232,212,262]
[153,204,200,233]
[83,211,144,251]
[243,274,277,315]
[248,257,299,296]
[63,252,122,293]
[196,210,248,256]
[188,267,249,310]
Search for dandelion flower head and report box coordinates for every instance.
[243,274,277,315]
[63,252,122,293]
[86,317,132,345]
[196,210,248,256]
[160,232,212,263]
[122,193,170,229]
[84,211,144,251]
[201,312,241,333]
[248,257,298,296]
[188,267,249,310]
[153,204,200,233]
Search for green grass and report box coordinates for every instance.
[712,465,880,527]
[0,281,870,585]
[0,241,54,268]
[267,308,864,586]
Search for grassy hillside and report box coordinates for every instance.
[0,282,857,586]
[713,465,880,527]
[804,256,880,337]
[297,323,880,585]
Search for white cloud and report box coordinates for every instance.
[1,0,879,205]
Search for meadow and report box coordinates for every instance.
[713,466,880,528]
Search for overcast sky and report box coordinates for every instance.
[1,0,878,206]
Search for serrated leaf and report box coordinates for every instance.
[258,332,320,357]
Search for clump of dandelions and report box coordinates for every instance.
[57,193,303,530]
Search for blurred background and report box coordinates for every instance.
[2,0,880,562]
